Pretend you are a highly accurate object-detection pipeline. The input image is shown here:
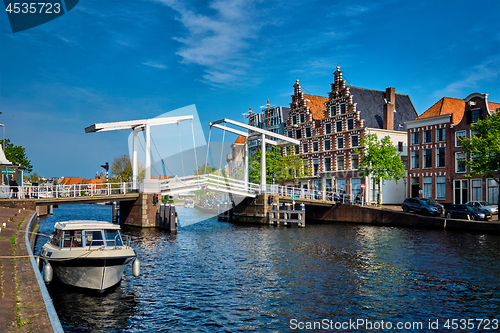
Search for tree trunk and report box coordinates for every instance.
[377,178,382,207]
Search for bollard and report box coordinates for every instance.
[112,202,119,224]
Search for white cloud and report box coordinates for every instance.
[153,0,261,84]
[142,61,168,69]
[434,57,500,97]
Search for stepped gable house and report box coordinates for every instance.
[284,66,418,204]
[405,93,500,205]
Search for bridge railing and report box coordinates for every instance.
[1,182,133,199]
[159,174,261,195]
[264,184,353,203]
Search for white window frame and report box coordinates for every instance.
[455,130,466,147]
[455,152,466,173]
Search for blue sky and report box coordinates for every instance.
[0,0,499,179]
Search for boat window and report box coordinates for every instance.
[104,229,123,247]
[50,230,61,247]
[84,230,104,246]
[62,230,83,248]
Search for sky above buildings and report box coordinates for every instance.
[0,0,499,179]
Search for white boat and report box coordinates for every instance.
[184,199,195,208]
[39,220,139,291]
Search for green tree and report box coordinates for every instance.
[194,163,217,175]
[459,110,500,208]
[26,172,42,184]
[3,139,33,173]
[110,154,144,183]
[249,148,308,185]
[354,134,406,207]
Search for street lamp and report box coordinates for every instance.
[101,162,109,182]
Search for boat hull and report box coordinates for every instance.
[49,257,135,290]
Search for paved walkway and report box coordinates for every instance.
[0,208,53,332]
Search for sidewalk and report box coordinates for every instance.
[0,207,53,332]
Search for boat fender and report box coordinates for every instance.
[36,257,43,272]
[43,262,53,283]
[132,258,140,277]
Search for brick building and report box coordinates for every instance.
[405,93,500,205]
[284,66,417,204]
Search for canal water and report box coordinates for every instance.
[35,204,499,332]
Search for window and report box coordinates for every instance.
[340,104,346,114]
[296,129,302,139]
[471,109,481,124]
[351,154,359,169]
[436,176,446,199]
[411,132,419,145]
[487,179,498,205]
[325,179,332,191]
[337,137,344,149]
[424,149,432,168]
[306,127,311,138]
[456,152,466,172]
[295,145,299,154]
[292,115,297,125]
[437,128,445,142]
[455,131,465,146]
[424,130,432,143]
[337,156,345,171]
[423,177,432,198]
[347,119,354,130]
[303,143,308,153]
[300,114,305,123]
[313,158,319,176]
[351,135,359,147]
[436,147,445,167]
[313,142,319,152]
[398,141,403,152]
[472,179,482,201]
[337,178,346,192]
[325,123,331,134]
[105,229,123,247]
[325,139,331,151]
[324,157,331,171]
[411,150,419,169]
[330,105,337,117]
[351,178,361,198]
[336,121,342,132]
[288,130,293,138]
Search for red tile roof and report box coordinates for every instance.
[61,177,82,185]
[488,102,500,112]
[304,94,328,120]
[417,97,465,125]
[234,135,245,144]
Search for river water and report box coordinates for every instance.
[34,204,499,332]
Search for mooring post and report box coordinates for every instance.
[112,201,118,224]
[169,205,177,232]
[299,203,306,228]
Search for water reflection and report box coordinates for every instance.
[34,205,500,332]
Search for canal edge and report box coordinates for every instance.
[25,212,64,333]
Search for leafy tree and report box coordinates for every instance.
[459,110,500,208]
[3,139,33,173]
[249,148,308,185]
[26,172,42,184]
[354,134,406,207]
[110,154,144,183]
[194,163,217,175]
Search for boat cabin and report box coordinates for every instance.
[49,220,125,249]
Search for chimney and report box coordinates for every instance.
[383,87,395,130]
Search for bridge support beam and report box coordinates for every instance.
[119,193,177,231]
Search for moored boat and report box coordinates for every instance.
[184,199,195,208]
[39,220,139,291]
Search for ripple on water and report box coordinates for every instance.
[35,205,500,332]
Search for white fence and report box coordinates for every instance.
[1,183,133,199]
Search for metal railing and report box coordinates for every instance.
[1,182,134,199]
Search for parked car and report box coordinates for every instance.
[465,201,498,215]
[401,198,444,216]
[445,204,491,221]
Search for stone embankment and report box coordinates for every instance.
[0,207,53,332]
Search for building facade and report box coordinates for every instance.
[248,101,290,155]
[405,93,499,205]
[284,66,417,204]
